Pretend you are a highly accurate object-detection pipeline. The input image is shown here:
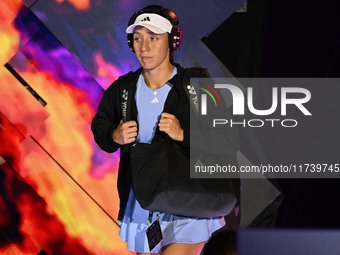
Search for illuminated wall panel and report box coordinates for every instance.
[0,0,131,254]
[7,32,121,220]
[0,67,50,139]
[0,0,246,254]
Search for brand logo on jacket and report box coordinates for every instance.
[122,89,128,100]
[186,82,222,115]
[121,89,128,120]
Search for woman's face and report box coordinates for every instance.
[133,26,170,71]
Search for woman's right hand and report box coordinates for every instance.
[112,120,138,145]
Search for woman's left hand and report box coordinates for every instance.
[158,112,184,142]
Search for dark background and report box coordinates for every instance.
[203,0,340,228]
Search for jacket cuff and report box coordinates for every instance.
[110,123,121,149]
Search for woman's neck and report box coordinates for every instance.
[143,63,174,90]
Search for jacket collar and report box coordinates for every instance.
[169,63,184,90]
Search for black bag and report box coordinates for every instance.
[121,68,239,218]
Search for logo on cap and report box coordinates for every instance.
[140,17,151,22]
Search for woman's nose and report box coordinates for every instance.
[141,39,150,51]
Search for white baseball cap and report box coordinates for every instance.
[126,13,172,34]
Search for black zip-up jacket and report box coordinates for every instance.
[91,63,240,221]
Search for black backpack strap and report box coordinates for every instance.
[182,67,210,120]
[119,72,135,122]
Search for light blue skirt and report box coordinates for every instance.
[118,187,226,253]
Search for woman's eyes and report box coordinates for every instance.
[134,36,158,42]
